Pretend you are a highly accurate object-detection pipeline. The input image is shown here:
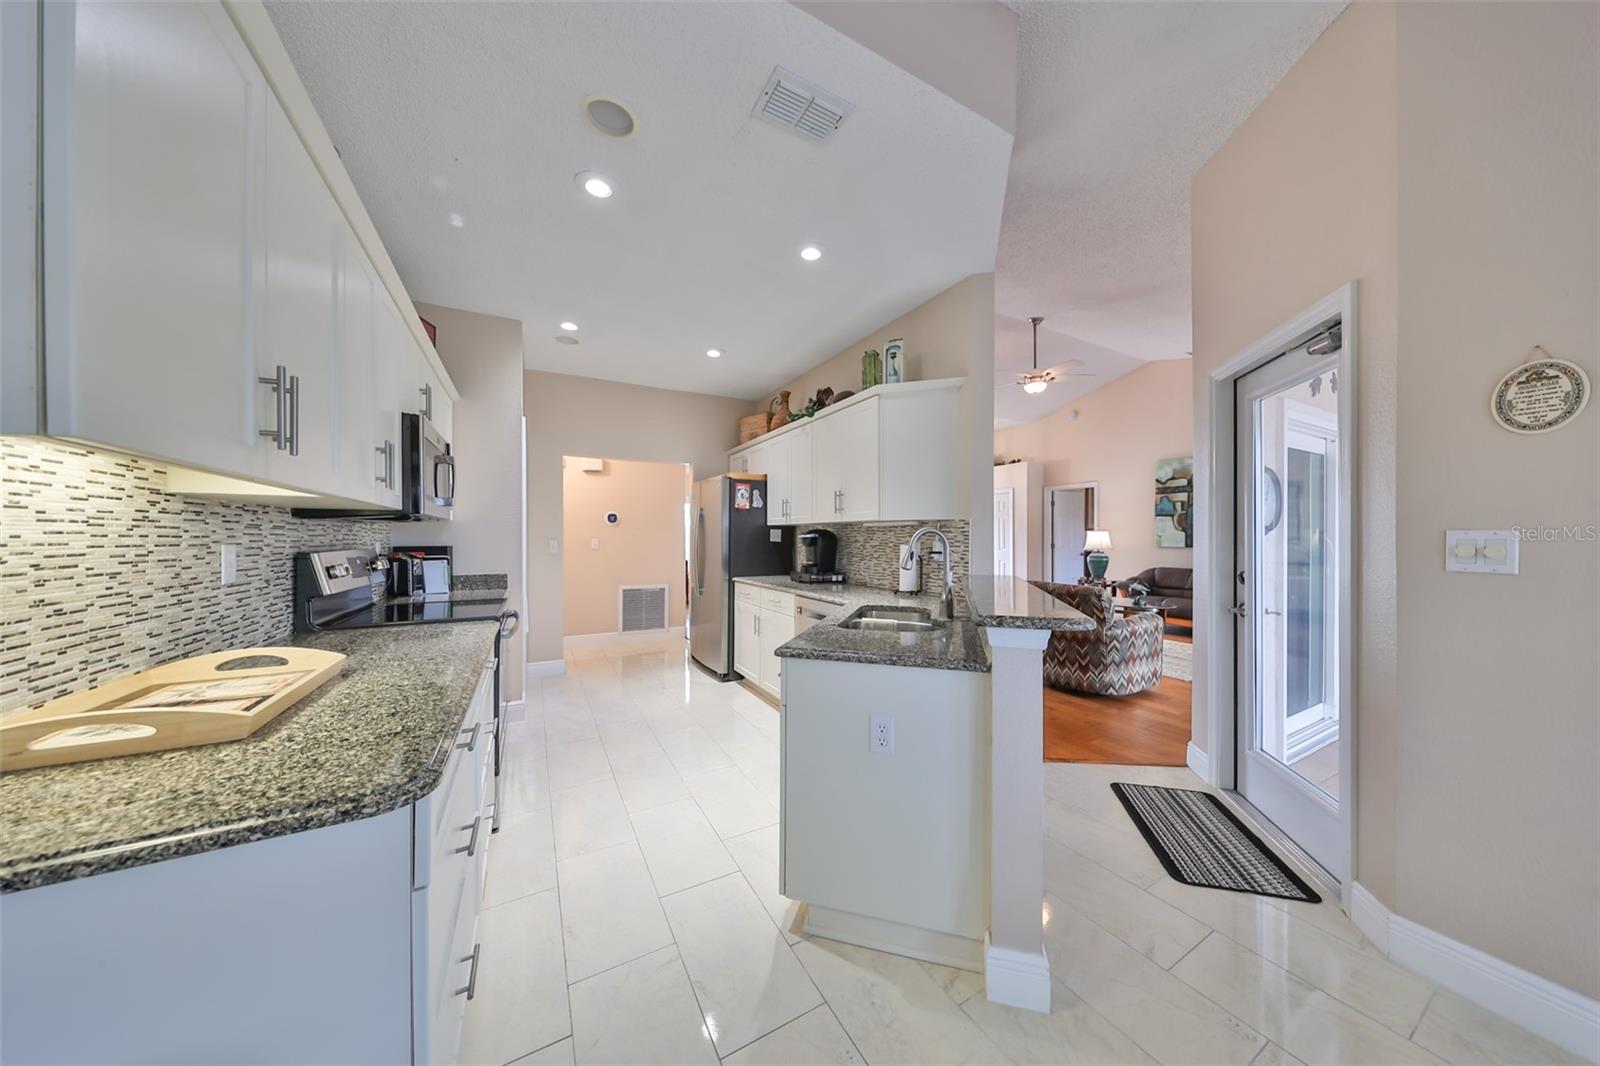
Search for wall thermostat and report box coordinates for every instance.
[605,511,619,526]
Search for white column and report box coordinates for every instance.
[983,624,1052,1013]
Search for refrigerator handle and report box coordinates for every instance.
[695,508,706,594]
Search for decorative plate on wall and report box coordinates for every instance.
[1491,355,1589,434]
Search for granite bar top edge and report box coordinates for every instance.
[966,574,1097,632]
[739,576,990,673]
[450,573,509,593]
[0,621,498,894]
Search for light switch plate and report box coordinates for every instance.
[1445,529,1519,574]
[548,539,560,554]
[590,537,600,550]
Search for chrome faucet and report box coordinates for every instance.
[908,526,956,620]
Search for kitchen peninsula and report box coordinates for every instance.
[774,573,1092,1008]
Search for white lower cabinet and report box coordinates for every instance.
[733,583,795,698]
[0,663,497,1065]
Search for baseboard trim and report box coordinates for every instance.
[803,904,983,972]
[1185,741,1211,783]
[1350,880,1599,1061]
[562,626,685,650]
[983,933,1051,1014]
[1348,881,1389,953]
[525,659,566,679]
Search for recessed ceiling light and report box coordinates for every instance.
[575,171,613,199]
[554,335,580,346]
[799,245,823,262]
[559,321,579,332]
[706,349,723,359]
[447,212,464,228]
[582,95,637,139]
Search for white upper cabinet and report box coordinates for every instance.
[261,93,343,495]
[730,379,962,527]
[42,0,266,477]
[25,0,458,505]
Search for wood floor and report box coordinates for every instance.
[1044,630,1193,766]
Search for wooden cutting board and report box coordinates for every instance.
[0,647,346,773]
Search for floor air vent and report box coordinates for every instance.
[620,585,669,632]
[753,68,853,143]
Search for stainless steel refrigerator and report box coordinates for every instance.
[690,474,792,679]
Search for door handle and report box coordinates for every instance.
[258,365,289,450]
[286,373,300,457]
[1264,608,1283,616]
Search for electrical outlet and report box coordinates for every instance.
[220,543,238,587]
[548,539,560,554]
[869,713,894,755]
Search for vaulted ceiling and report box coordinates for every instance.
[266,1,1014,401]
[993,1,1343,426]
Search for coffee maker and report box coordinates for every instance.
[794,529,844,584]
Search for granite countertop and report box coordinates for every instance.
[736,576,990,673]
[0,621,498,894]
[967,575,1096,631]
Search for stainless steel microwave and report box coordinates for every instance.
[294,413,454,521]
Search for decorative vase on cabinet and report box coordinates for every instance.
[861,350,883,389]
[884,338,904,383]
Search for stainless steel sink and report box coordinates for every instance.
[837,605,944,632]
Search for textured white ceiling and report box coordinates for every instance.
[993,1,1342,425]
[265,1,1013,401]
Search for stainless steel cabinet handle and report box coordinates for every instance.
[755,612,761,636]
[420,383,433,420]
[286,374,300,457]
[457,722,482,752]
[456,815,482,857]
[258,365,288,450]
[376,440,395,488]
[455,944,481,999]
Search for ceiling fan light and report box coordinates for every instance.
[1023,379,1049,395]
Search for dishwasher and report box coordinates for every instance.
[794,596,833,633]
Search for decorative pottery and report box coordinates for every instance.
[831,390,856,404]
[768,389,793,430]
[861,350,882,389]
[812,386,834,409]
[884,338,904,383]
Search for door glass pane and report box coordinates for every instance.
[1253,379,1340,801]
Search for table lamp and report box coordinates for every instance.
[1084,530,1113,582]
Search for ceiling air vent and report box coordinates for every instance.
[753,68,854,143]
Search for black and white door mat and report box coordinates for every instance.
[1110,782,1321,903]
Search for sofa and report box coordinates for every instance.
[1033,582,1164,697]
[1117,566,1194,624]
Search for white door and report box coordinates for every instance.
[1050,488,1090,582]
[834,398,880,521]
[261,94,341,493]
[993,489,1014,577]
[765,433,792,524]
[733,600,759,679]
[759,605,793,695]
[1235,343,1346,878]
[44,0,266,476]
[788,423,814,524]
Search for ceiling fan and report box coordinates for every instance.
[998,316,1094,394]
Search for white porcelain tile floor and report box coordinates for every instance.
[459,638,1577,1065]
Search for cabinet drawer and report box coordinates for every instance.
[735,583,758,605]
[762,590,795,613]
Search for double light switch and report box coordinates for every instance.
[1445,530,1519,574]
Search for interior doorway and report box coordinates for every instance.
[1046,483,1097,582]
[561,456,692,650]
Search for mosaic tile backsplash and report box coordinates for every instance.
[792,519,971,613]
[1,437,392,716]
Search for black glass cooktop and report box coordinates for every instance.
[320,597,507,630]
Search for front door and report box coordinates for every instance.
[1234,339,1346,878]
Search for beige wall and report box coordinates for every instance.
[1193,1,1598,999]
[761,273,996,579]
[415,303,527,701]
[562,459,689,637]
[525,371,752,665]
[994,360,1195,580]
